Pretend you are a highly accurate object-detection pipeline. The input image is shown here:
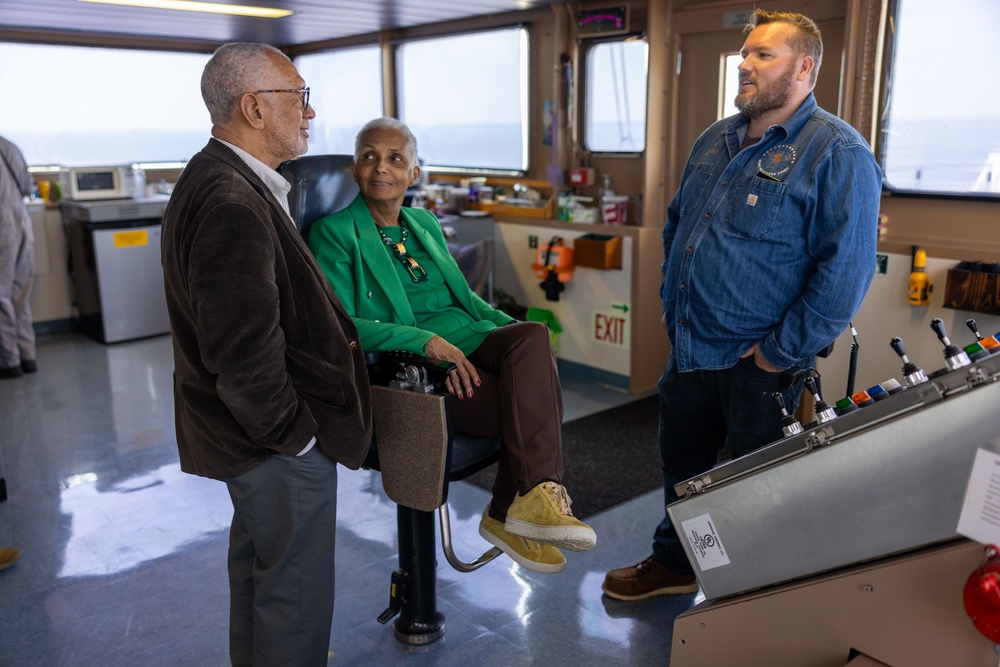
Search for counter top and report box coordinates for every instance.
[487,214,643,237]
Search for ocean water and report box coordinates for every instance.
[15,119,1000,199]
[881,116,1000,195]
[15,129,208,168]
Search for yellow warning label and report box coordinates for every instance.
[113,230,149,248]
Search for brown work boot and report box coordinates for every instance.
[602,556,698,600]
[0,546,21,571]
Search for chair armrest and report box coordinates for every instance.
[366,351,457,511]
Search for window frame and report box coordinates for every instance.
[292,43,385,157]
[578,32,649,158]
[0,41,212,169]
[394,25,531,176]
[876,0,1000,203]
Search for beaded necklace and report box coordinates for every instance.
[376,218,428,282]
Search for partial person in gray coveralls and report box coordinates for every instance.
[0,134,36,379]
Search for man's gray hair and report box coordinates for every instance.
[201,42,290,125]
[355,117,419,166]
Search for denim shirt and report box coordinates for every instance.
[661,94,882,372]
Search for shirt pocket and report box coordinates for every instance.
[723,175,786,240]
[679,163,718,216]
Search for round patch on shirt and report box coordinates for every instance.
[758,144,797,178]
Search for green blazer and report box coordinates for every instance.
[308,193,514,355]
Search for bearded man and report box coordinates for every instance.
[603,9,882,602]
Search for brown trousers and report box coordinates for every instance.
[451,321,564,520]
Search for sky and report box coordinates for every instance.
[888,0,1000,119]
[1,0,996,165]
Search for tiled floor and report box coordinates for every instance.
[0,332,700,666]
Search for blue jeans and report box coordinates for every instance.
[651,355,809,575]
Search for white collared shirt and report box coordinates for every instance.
[215,138,293,219]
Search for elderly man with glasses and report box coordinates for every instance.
[161,42,372,666]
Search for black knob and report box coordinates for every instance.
[890,337,906,358]
[772,391,787,413]
[931,317,948,343]
[804,376,821,400]
[968,318,983,340]
[805,375,827,404]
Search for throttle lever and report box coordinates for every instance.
[804,375,837,424]
[967,318,984,341]
[931,318,971,370]
[772,391,803,437]
[890,336,928,387]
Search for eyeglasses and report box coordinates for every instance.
[250,87,310,110]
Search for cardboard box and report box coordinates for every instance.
[470,194,555,219]
[574,234,622,270]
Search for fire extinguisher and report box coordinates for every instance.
[963,544,1000,643]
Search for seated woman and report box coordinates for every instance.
[308,117,596,573]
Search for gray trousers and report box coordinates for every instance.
[0,219,34,368]
[225,447,339,667]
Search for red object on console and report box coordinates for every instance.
[964,544,1000,642]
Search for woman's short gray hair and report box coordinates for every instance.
[355,117,419,165]
[201,42,290,125]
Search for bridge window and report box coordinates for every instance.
[720,54,742,120]
[0,42,209,166]
[295,46,383,156]
[583,38,648,153]
[880,0,1000,197]
[397,27,528,173]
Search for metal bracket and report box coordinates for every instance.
[914,382,945,405]
[438,504,503,573]
[804,426,836,450]
[965,366,991,389]
[683,478,706,497]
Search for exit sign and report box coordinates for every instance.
[593,304,630,348]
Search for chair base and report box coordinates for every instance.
[393,613,445,645]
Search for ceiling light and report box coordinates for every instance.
[78,0,293,19]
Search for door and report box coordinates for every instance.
[670,11,846,193]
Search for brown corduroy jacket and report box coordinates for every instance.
[161,139,371,480]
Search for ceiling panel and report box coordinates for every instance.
[0,0,558,46]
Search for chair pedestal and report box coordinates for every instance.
[392,507,445,644]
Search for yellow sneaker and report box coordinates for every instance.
[479,508,566,574]
[505,482,597,552]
